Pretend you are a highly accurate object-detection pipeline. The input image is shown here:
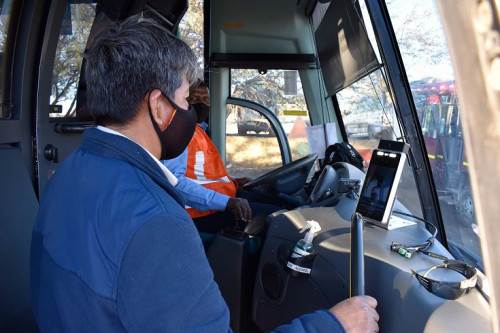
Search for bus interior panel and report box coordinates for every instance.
[0,0,497,332]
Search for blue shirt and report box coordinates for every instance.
[162,123,230,212]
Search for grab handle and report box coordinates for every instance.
[350,212,365,296]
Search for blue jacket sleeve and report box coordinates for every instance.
[162,149,230,212]
[116,216,343,332]
[272,310,346,333]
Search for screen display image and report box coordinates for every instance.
[363,165,393,202]
[356,149,405,224]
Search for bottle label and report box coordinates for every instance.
[285,251,317,278]
[286,261,311,274]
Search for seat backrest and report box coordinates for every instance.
[0,147,39,331]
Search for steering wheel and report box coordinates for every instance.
[307,164,340,205]
[243,153,318,194]
[307,161,366,208]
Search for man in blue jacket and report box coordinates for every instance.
[30,15,378,332]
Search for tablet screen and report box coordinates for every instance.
[355,149,406,225]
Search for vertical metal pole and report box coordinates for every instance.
[350,212,365,296]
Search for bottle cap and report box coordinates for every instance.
[299,220,321,243]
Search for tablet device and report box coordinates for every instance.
[355,148,406,229]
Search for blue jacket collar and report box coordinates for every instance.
[82,128,186,207]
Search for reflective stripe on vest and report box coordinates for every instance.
[185,126,237,218]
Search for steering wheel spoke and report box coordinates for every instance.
[243,154,318,194]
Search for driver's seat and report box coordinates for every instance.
[199,232,216,249]
[205,228,255,332]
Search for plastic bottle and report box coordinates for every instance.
[290,220,322,258]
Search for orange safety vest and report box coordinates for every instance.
[185,125,238,218]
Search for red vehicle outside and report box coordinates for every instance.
[411,80,474,226]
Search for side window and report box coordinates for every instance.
[49,2,96,120]
[0,0,15,119]
[337,70,395,156]
[235,108,274,137]
[226,69,311,178]
[178,0,204,66]
[226,106,281,178]
[336,70,422,218]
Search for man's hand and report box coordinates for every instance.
[225,197,252,222]
[329,295,379,333]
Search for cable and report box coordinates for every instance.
[390,210,445,259]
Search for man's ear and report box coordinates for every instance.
[149,89,175,131]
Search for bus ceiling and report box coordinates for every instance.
[209,0,378,94]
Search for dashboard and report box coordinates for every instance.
[251,166,491,332]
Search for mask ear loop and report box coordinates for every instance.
[165,107,177,128]
[148,90,177,130]
[147,91,158,129]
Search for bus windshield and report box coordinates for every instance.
[386,0,481,269]
[332,0,481,270]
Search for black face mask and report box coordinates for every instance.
[148,91,197,160]
[192,103,210,123]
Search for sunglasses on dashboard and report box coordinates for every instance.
[411,260,477,300]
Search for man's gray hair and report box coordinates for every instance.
[85,15,201,125]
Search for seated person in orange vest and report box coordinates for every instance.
[162,81,281,234]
